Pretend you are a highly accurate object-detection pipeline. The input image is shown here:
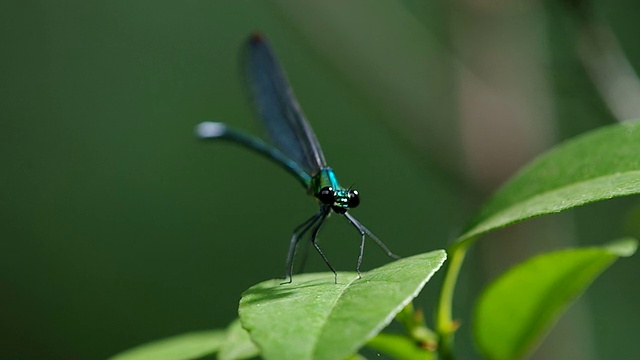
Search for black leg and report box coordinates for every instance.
[282,207,325,284]
[294,238,310,275]
[343,212,400,277]
[308,207,337,283]
[296,207,331,274]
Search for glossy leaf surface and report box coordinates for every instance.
[459,122,640,244]
[239,251,446,360]
[474,239,637,360]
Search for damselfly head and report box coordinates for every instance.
[318,186,336,205]
[347,189,360,208]
[317,187,360,214]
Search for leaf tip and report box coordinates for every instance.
[604,237,638,257]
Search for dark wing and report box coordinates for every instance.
[243,33,327,176]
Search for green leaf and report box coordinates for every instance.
[107,330,226,360]
[218,319,260,360]
[238,250,447,360]
[459,122,640,244]
[473,238,637,360]
[344,355,367,360]
[367,333,435,360]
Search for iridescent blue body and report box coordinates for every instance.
[196,34,398,283]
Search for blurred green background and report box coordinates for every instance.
[1,1,639,359]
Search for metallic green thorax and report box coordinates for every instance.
[310,168,340,195]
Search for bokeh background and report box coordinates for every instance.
[2,1,639,359]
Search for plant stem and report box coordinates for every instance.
[435,240,472,360]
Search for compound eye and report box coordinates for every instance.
[347,189,360,208]
[318,187,335,205]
